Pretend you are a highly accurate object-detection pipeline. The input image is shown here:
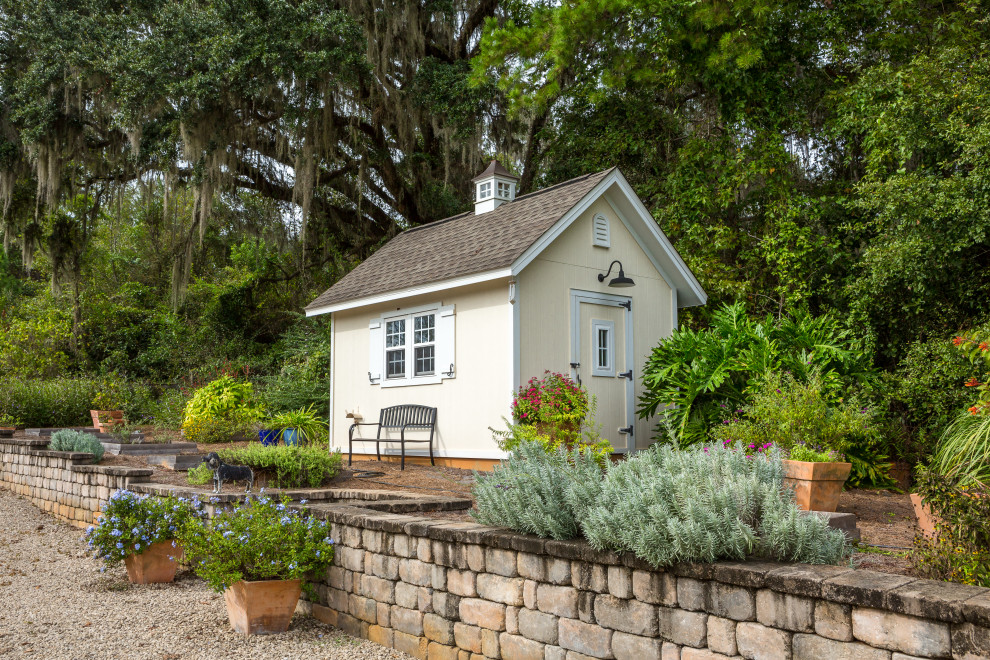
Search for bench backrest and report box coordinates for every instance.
[378,405,437,431]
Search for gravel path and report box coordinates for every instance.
[0,487,412,660]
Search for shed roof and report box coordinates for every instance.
[305,168,614,313]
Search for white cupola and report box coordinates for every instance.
[471,160,519,214]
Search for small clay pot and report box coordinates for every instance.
[782,459,853,513]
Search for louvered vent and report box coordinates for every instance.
[592,214,610,247]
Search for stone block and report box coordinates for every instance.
[425,613,455,645]
[336,611,369,639]
[707,616,737,656]
[342,525,362,547]
[884,580,985,624]
[506,606,519,634]
[578,590,597,624]
[612,632,662,660]
[735,621,791,660]
[395,629,429,660]
[558,618,614,659]
[366,552,401,580]
[349,593,378,623]
[337,545,365,572]
[498,633,545,660]
[680,650,736,660]
[538,584,580,618]
[417,537,433,562]
[368,624,393,648]
[393,533,411,557]
[433,564,448,590]
[460,598,507,631]
[477,574,525,606]
[359,574,396,604]
[678,578,707,611]
[822,572,917,609]
[548,558,572,585]
[792,634,889,660]
[594,595,659,636]
[400,558,434,586]
[634,571,677,606]
[659,607,708,648]
[518,608,559,644]
[481,628,499,658]
[396,581,421,609]
[434,591,462,619]
[609,566,633,599]
[518,553,547,581]
[951,622,990,660]
[707,583,756,621]
[362,528,384,553]
[852,607,950,658]
[448,569,479,597]
[524,580,538,609]
[573,562,609,593]
[546,646,567,660]
[814,600,852,642]
[377,602,390,628]
[486,547,519,577]
[661,642,681,660]
[455,623,484,653]
[467,544,486,572]
[429,642,461,660]
[756,589,814,632]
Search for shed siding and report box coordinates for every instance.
[517,196,674,450]
[331,279,513,463]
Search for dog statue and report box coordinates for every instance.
[203,452,254,494]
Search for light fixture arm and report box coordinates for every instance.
[597,260,624,283]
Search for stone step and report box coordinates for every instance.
[806,510,861,542]
[144,454,204,471]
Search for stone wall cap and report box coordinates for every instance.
[35,450,95,461]
[0,438,50,447]
[70,465,153,477]
[821,569,917,608]
[884,578,987,623]
[764,564,854,598]
[709,561,787,588]
[960,591,990,628]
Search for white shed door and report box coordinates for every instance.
[570,291,634,453]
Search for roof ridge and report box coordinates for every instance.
[402,167,614,236]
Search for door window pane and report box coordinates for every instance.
[597,327,610,369]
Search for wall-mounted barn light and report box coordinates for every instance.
[597,260,635,288]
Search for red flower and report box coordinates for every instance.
[969,406,980,415]
[965,377,981,387]
[980,342,989,352]
[953,336,964,346]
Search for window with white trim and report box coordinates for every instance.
[496,180,512,199]
[591,319,615,377]
[369,304,455,387]
[478,181,492,200]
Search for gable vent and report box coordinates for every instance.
[592,214,610,247]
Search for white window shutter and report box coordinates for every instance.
[437,305,455,379]
[368,318,383,384]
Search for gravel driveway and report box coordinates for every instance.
[0,487,412,660]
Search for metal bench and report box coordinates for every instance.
[348,404,437,470]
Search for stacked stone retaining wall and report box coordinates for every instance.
[0,438,152,527]
[307,504,990,660]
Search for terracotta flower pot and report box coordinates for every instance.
[123,541,183,584]
[0,427,15,439]
[223,579,302,635]
[782,459,852,512]
[910,493,938,538]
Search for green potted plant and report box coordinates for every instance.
[91,374,128,432]
[781,443,852,513]
[0,412,19,438]
[179,494,335,635]
[85,490,199,583]
[270,405,325,446]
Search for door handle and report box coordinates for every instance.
[619,426,634,435]
[569,362,581,386]
[618,370,633,380]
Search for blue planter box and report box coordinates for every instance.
[283,428,298,446]
[258,429,279,446]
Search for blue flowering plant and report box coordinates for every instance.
[178,494,334,595]
[85,490,200,569]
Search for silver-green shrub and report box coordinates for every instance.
[49,429,105,462]
[471,441,602,539]
[473,442,848,566]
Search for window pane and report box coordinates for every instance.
[415,345,435,376]
[386,349,405,378]
[386,319,405,348]
[414,314,435,343]
[597,327,609,368]
[480,182,491,199]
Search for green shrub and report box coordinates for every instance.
[931,412,990,487]
[217,445,343,489]
[186,462,212,485]
[473,442,849,567]
[49,429,105,461]
[711,373,894,488]
[181,376,261,443]
[179,494,334,594]
[639,302,873,446]
[0,378,100,427]
[787,443,844,463]
[911,468,990,586]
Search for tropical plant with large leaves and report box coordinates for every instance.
[639,303,872,445]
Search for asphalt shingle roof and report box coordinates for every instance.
[306,168,614,312]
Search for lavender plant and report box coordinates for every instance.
[49,429,105,461]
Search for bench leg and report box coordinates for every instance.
[376,440,381,462]
[348,436,353,466]
[400,433,405,470]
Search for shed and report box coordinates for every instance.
[305,163,706,469]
